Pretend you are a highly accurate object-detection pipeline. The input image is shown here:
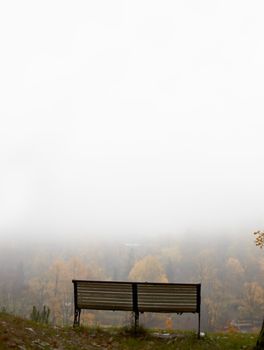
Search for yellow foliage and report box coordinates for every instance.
[244,282,264,307]
[254,230,264,248]
[128,255,168,283]
[165,317,173,330]
[227,324,239,334]
[226,257,244,275]
[81,312,95,326]
[28,256,104,325]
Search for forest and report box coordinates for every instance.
[0,230,263,333]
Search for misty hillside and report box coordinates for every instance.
[0,231,263,333]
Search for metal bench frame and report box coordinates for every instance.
[72,280,201,337]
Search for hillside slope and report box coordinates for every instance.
[0,312,257,350]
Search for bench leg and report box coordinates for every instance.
[198,312,201,339]
[134,311,139,333]
[73,308,81,327]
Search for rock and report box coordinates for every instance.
[25,327,35,333]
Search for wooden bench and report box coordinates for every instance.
[72,280,201,337]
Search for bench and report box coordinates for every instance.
[72,280,201,337]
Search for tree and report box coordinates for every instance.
[196,249,225,330]
[254,231,264,249]
[160,246,181,282]
[239,282,264,321]
[128,255,168,283]
[128,255,168,327]
[253,230,264,350]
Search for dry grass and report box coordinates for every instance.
[0,311,258,350]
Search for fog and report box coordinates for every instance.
[1,1,264,241]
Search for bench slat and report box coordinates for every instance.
[138,286,197,292]
[138,307,197,313]
[77,300,132,304]
[78,304,133,311]
[77,283,131,288]
[77,295,196,302]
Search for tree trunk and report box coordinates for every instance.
[255,319,264,350]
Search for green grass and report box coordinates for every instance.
[0,311,258,349]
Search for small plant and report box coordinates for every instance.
[1,307,7,313]
[30,305,50,324]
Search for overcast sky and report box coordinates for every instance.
[1,1,264,239]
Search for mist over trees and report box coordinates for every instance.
[0,230,263,332]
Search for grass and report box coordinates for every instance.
[0,311,258,349]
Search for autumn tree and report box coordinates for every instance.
[225,257,245,308]
[196,249,226,330]
[128,255,168,327]
[254,231,264,249]
[160,246,181,282]
[128,255,168,283]
[239,282,264,321]
[253,230,264,350]
[28,256,105,325]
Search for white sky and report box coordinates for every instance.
[1,1,264,238]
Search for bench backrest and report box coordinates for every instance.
[73,280,200,314]
[74,281,134,311]
[137,283,199,313]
